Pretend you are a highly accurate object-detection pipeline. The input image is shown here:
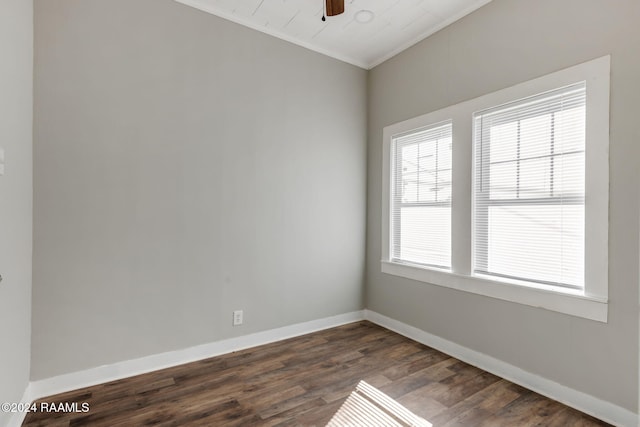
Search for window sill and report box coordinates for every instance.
[381,260,607,322]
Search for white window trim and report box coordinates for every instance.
[381,55,610,322]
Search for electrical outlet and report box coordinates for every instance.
[233,310,243,326]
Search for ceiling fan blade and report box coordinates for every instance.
[325,0,344,16]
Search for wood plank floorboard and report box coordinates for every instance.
[22,321,611,426]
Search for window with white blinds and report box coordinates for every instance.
[473,83,586,289]
[381,55,609,321]
[391,122,452,269]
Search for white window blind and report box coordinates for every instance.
[474,82,586,289]
[391,121,452,269]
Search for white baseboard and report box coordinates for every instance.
[28,310,365,402]
[5,384,33,427]
[364,309,637,427]
[13,309,636,427]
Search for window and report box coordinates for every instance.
[391,122,452,268]
[381,56,609,322]
[474,83,586,290]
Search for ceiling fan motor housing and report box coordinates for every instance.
[326,0,345,16]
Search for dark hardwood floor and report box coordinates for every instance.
[22,321,610,426]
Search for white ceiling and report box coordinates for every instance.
[174,0,492,69]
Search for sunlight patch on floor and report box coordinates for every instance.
[327,380,432,427]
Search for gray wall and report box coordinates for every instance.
[367,0,639,411]
[0,0,33,424]
[32,0,366,380]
